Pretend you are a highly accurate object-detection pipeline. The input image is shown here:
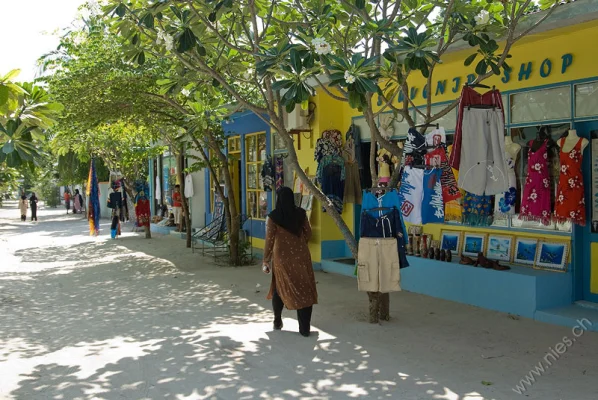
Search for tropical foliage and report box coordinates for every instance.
[0,70,63,168]
[98,0,560,257]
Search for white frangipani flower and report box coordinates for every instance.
[475,10,490,25]
[311,37,332,55]
[156,31,174,51]
[181,88,191,97]
[344,70,356,84]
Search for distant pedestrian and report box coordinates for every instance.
[19,195,28,221]
[73,189,83,214]
[29,192,38,221]
[172,185,182,231]
[64,190,71,214]
[262,186,317,337]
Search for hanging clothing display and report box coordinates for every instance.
[422,168,445,224]
[314,130,343,163]
[275,156,284,191]
[457,108,509,196]
[494,151,517,216]
[462,191,494,226]
[261,156,275,192]
[357,238,401,293]
[317,154,345,213]
[443,144,463,222]
[424,127,447,147]
[358,188,408,293]
[184,174,194,198]
[520,140,552,225]
[424,147,460,203]
[554,137,586,225]
[360,207,409,269]
[403,128,426,167]
[346,124,363,171]
[155,175,161,201]
[397,166,424,224]
[450,86,504,170]
[343,132,362,204]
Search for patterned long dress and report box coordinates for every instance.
[520,140,552,225]
[554,137,586,225]
[264,217,318,310]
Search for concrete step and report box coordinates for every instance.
[535,304,598,332]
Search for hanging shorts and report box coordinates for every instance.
[357,238,401,293]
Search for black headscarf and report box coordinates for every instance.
[20,194,27,200]
[268,186,306,237]
[30,193,37,201]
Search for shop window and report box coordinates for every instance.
[508,123,571,233]
[210,167,225,213]
[228,136,241,153]
[415,104,458,132]
[510,86,571,124]
[575,81,598,118]
[246,132,268,219]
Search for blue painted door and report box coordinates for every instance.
[573,121,598,303]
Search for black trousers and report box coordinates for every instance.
[272,288,313,335]
[31,206,37,221]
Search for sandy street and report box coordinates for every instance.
[0,202,597,400]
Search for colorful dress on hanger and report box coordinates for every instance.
[343,137,362,204]
[554,137,586,226]
[450,86,504,170]
[317,155,345,214]
[403,128,426,167]
[494,151,517,216]
[422,168,444,224]
[444,145,463,222]
[397,166,424,224]
[520,140,552,225]
[425,147,460,203]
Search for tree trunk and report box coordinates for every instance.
[144,225,151,239]
[176,150,192,248]
[207,131,241,266]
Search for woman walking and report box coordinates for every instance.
[262,186,318,337]
[19,194,28,221]
[73,189,83,214]
[29,192,38,221]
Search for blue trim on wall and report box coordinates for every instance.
[321,240,352,259]
[244,219,266,240]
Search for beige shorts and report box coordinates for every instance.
[357,238,401,293]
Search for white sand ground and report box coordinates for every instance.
[0,202,597,400]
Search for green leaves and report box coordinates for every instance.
[464,53,477,67]
[176,28,198,53]
[384,27,440,78]
[139,12,154,29]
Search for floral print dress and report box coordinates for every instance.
[520,140,552,225]
[495,152,517,216]
[554,137,586,226]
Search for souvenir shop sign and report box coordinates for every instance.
[380,52,574,103]
[592,138,598,233]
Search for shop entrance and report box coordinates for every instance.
[573,121,598,303]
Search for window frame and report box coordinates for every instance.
[245,131,268,220]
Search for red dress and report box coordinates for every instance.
[554,137,586,226]
[135,198,151,227]
[519,140,552,225]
